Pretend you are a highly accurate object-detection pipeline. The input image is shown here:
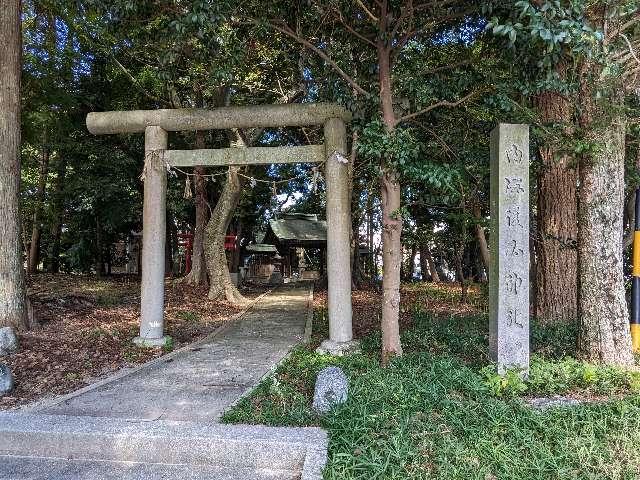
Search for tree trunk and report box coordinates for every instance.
[378,20,403,363]
[419,243,430,281]
[0,0,28,329]
[534,86,578,323]
[181,130,209,286]
[95,216,104,277]
[28,146,50,273]
[205,167,246,304]
[577,75,633,365]
[231,219,242,274]
[380,171,403,362]
[48,156,66,273]
[367,193,374,277]
[473,204,490,281]
[455,223,468,302]
[406,244,417,280]
[421,243,440,282]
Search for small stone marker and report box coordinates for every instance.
[312,366,348,414]
[528,396,581,410]
[489,123,530,375]
[0,327,18,356]
[0,364,14,395]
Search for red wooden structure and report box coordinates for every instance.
[177,233,193,274]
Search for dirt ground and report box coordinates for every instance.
[313,281,485,339]
[0,274,266,410]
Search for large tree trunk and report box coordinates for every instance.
[28,145,50,273]
[47,156,66,273]
[205,167,246,304]
[181,130,209,286]
[577,76,633,365]
[534,86,578,324]
[0,0,28,330]
[420,243,440,283]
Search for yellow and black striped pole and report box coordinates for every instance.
[632,186,640,352]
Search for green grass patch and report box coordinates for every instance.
[223,284,640,479]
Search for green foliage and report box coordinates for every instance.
[225,285,640,478]
[162,336,175,353]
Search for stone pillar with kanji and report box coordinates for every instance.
[489,123,530,374]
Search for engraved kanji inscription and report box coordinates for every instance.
[506,143,524,164]
[508,239,524,257]
[505,272,523,295]
[506,205,523,228]
[507,308,524,328]
[505,177,525,194]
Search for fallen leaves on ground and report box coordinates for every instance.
[0,274,266,409]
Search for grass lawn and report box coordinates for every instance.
[223,283,640,479]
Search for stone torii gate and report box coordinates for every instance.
[86,103,356,354]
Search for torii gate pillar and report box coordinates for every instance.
[318,118,357,355]
[134,126,170,347]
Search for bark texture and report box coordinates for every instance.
[380,172,403,362]
[577,81,633,365]
[204,167,246,304]
[535,88,578,323]
[181,133,209,286]
[0,0,29,329]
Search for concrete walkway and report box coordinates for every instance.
[0,283,328,479]
[31,283,312,423]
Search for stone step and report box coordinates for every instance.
[0,413,327,479]
[0,455,300,480]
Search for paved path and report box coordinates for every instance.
[33,283,311,423]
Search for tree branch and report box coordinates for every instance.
[329,7,377,47]
[355,0,379,23]
[396,88,484,124]
[111,56,171,106]
[620,33,640,68]
[264,19,371,97]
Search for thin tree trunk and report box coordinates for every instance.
[473,204,490,281]
[380,171,403,362]
[577,73,633,366]
[378,16,403,362]
[367,194,374,277]
[205,167,246,304]
[231,219,242,274]
[455,222,468,302]
[181,130,209,286]
[535,84,578,323]
[406,244,417,280]
[48,156,66,273]
[28,146,50,273]
[0,0,28,329]
[95,216,104,277]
